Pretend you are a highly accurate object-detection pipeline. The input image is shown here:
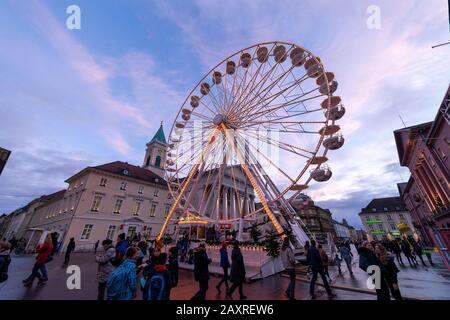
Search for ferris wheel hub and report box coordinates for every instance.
[213,114,228,126]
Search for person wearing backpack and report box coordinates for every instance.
[23,233,53,287]
[143,253,172,300]
[95,239,116,300]
[107,246,138,300]
[0,240,11,283]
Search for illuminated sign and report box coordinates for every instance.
[369,230,385,235]
[366,219,384,224]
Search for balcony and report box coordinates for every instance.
[433,205,450,220]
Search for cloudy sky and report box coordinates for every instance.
[0,0,449,227]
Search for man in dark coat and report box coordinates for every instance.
[307,240,335,300]
[63,238,76,265]
[227,241,247,300]
[191,243,211,300]
[358,241,390,300]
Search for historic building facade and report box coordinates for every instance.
[359,196,416,242]
[4,125,175,252]
[394,85,450,268]
[290,193,336,239]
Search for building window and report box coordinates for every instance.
[154,189,159,197]
[372,208,376,212]
[127,226,137,239]
[164,204,170,217]
[390,224,395,229]
[146,156,151,167]
[80,224,93,240]
[91,195,102,212]
[150,203,157,217]
[120,181,127,190]
[106,225,116,240]
[100,178,108,187]
[387,215,392,220]
[113,199,123,214]
[133,201,142,216]
[383,207,388,211]
[399,214,404,219]
[155,155,161,168]
[138,186,144,194]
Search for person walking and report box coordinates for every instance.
[391,240,404,265]
[191,243,211,300]
[95,239,116,300]
[358,241,390,300]
[168,246,179,288]
[318,244,332,282]
[401,239,417,267]
[281,237,296,300]
[23,233,53,287]
[107,247,138,300]
[412,240,426,266]
[339,243,354,275]
[216,242,230,293]
[334,253,342,275]
[307,240,335,300]
[375,243,402,300]
[8,237,17,254]
[143,253,172,300]
[63,238,76,266]
[227,241,247,300]
[304,240,311,279]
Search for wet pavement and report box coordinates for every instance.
[1,249,449,300]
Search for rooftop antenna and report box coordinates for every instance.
[398,114,407,128]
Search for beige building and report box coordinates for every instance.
[20,126,174,252]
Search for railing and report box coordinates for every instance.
[433,205,450,220]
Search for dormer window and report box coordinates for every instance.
[383,207,388,211]
[122,169,129,175]
[371,208,376,212]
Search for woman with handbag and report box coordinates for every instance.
[23,233,53,287]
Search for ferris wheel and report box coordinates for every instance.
[157,41,345,240]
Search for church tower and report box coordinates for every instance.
[143,122,167,178]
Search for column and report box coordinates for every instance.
[422,157,450,203]
[222,186,228,221]
[414,169,435,212]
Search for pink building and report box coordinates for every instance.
[394,85,450,268]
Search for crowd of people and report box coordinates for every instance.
[0,231,438,301]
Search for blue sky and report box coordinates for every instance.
[0,0,449,227]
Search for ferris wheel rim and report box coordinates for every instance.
[165,40,341,222]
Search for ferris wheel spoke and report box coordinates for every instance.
[227,55,276,119]
[229,61,286,121]
[239,129,315,158]
[157,129,219,240]
[235,130,295,184]
[232,45,297,118]
[242,85,320,125]
[241,72,311,120]
[221,124,284,235]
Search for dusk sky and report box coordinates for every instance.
[0,0,449,227]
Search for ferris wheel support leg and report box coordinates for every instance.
[156,129,219,241]
[221,124,285,237]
